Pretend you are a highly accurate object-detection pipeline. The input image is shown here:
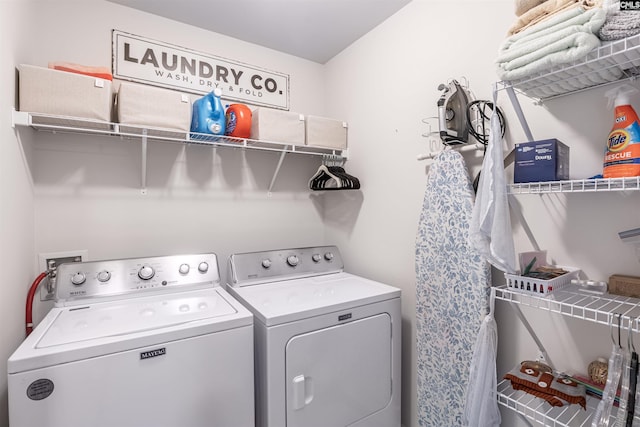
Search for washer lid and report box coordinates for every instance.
[8,288,252,373]
[227,272,400,326]
[38,288,239,348]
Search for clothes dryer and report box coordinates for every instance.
[8,253,254,427]
[227,246,401,427]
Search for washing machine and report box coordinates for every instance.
[8,253,255,427]
[226,246,401,427]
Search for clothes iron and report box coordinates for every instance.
[437,79,471,146]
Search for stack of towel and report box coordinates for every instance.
[497,0,607,83]
[598,1,640,41]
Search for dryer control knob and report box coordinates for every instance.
[138,265,155,280]
[97,270,111,283]
[312,253,322,263]
[179,263,190,275]
[71,272,86,286]
[324,252,334,261]
[287,255,299,267]
[198,262,209,273]
[262,259,272,269]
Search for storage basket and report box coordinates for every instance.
[504,266,580,296]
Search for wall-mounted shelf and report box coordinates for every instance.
[497,378,632,426]
[499,33,640,101]
[495,284,640,329]
[508,177,640,194]
[495,284,640,425]
[12,110,348,194]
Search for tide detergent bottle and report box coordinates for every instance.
[191,88,226,135]
[604,84,640,178]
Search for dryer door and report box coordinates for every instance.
[285,313,392,427]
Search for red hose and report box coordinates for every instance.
[26,272,47,336]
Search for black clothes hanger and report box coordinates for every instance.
[309,155,360,191]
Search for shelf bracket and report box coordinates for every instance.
[268,148,288,195]
[505,85,534,142]
[141,129,148,195]
[510,303,555,369]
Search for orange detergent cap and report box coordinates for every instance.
[225,104,252,138]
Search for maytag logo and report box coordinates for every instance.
[140,348,166,360]
[338,313,352,321]
[620,1,640,10]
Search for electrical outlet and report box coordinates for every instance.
[38,250,88,301]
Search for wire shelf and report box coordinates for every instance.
[497,379,634,426]
[499,34,640,101]
[508,177,640,194]
[12,110,347,158]
[495,284,640,331]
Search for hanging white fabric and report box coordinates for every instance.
[469,83,517,274]
[463,288,501,427]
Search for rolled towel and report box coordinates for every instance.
[509,0,602,35]
[598,10,640,40]
[516,0,550,16]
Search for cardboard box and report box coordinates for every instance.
[116,81,191,136]
[609,274,640,299]
[18,64,112,123]
[514,138,570,183]
[305,115,348,149]
[251,108,305,145]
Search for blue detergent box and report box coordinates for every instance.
[514,139,570,183]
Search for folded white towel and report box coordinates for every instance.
[496,6,606,81]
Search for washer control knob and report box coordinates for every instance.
[179,263,190,275]
[138,265,155,280]
[312,253,322,263]
[97,270,111,283]
[287,255,299,267]
[324,252,334,261]
[262,259,272,269]
[71,272,86,286]
[198,262,209,273]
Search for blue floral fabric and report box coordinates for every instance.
[416,150,491,426]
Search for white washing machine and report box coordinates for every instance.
[226,246,401,427]
[8,253,255,427]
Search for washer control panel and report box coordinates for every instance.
[55,253,220,304]
[229,246,344,287]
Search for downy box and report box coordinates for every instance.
[514,138,570,183]
[116,81,191,136]
[305,115,348,149]
[250,107,305,145]
[18,64,113,122]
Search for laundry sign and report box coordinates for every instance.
[112,30,290,110]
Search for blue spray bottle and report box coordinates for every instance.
[190,88,226,135]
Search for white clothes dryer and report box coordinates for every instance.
[8,253,255,427]
[227,246,401,427]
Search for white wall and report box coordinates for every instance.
[0,3,36,424]
[325,1,640,426]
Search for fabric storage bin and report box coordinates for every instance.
[250,107,305,145]
[305,115,348,149]
[116,81,191,137]
[18,64,113,124]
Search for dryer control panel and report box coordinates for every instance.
[55,253,220,305]
[229,246,344,287]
